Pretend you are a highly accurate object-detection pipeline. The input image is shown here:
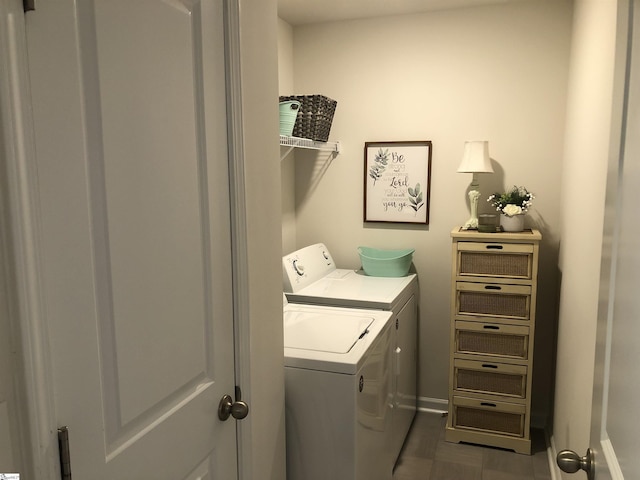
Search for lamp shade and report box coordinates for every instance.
[457,141,493,173]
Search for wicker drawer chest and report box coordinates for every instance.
[445,227,541,454]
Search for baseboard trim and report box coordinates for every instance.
[547,432,561,480]
[601,437,624,479]
[417,396,448,414]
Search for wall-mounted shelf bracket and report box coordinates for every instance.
[279,135,341,161]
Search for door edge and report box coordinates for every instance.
[223,0,252,479]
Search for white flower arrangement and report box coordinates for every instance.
[502,203,523,216]
[488,186,534,217]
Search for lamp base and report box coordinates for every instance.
[461,218,479,230]
[461,189,481,230]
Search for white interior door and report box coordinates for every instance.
[559,1,640,479]
[25,0,238,478]
[591,0,640,478]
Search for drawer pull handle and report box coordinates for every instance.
[483,325,500,330]
[482,364,498,369]
[480,402,497,408]
[485,245,503,250]
[484,285,502,290]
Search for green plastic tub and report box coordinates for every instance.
[357,246,415,277]
[279,100,300,136]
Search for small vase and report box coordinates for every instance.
[500,214,525,232]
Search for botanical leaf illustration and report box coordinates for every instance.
[408,183,424,212]
[369,148,389,185]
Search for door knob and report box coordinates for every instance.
[218,394,249,421]
[557,448,594,480]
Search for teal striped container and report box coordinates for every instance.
[279,100,300,136]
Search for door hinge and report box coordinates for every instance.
[23,0,35,12]
[57,426,72,480]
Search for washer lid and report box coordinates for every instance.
[286,269,417,310]
[284,310,374,354]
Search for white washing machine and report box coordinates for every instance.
[283,243,418,465]
[283,298,394,480]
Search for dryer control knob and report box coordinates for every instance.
[293,259,305,276]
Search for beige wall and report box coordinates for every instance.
[279,0,572,423]
[553,0,616,471]
[279,19,297,256]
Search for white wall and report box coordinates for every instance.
[281,0,573,421]
[553,0,616,471]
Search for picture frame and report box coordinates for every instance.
[364,141,432,224]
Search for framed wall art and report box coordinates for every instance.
[364,141,432,224]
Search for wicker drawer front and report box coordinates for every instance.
[455,321,529,359]
[457,242,534,279]
[456,282,531,320]
[454,359,527,398]
[452,396,526,437]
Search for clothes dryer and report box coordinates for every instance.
[283,243,419,463]
[283,299,394,480]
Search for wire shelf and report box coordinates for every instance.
[279,135,341,160]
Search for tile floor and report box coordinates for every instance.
[393,412,552,480]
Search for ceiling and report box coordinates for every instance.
[277,0,528,26]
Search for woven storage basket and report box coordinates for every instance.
[278,95,337,142]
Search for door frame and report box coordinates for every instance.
[589,0,633,477]
[222,0,253,478]
[0,0,58,477]
[0,0,252,478]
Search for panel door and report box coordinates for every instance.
[25,0,238,478]
[588,0,640,478]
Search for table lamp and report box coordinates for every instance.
[458,141,493,230]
